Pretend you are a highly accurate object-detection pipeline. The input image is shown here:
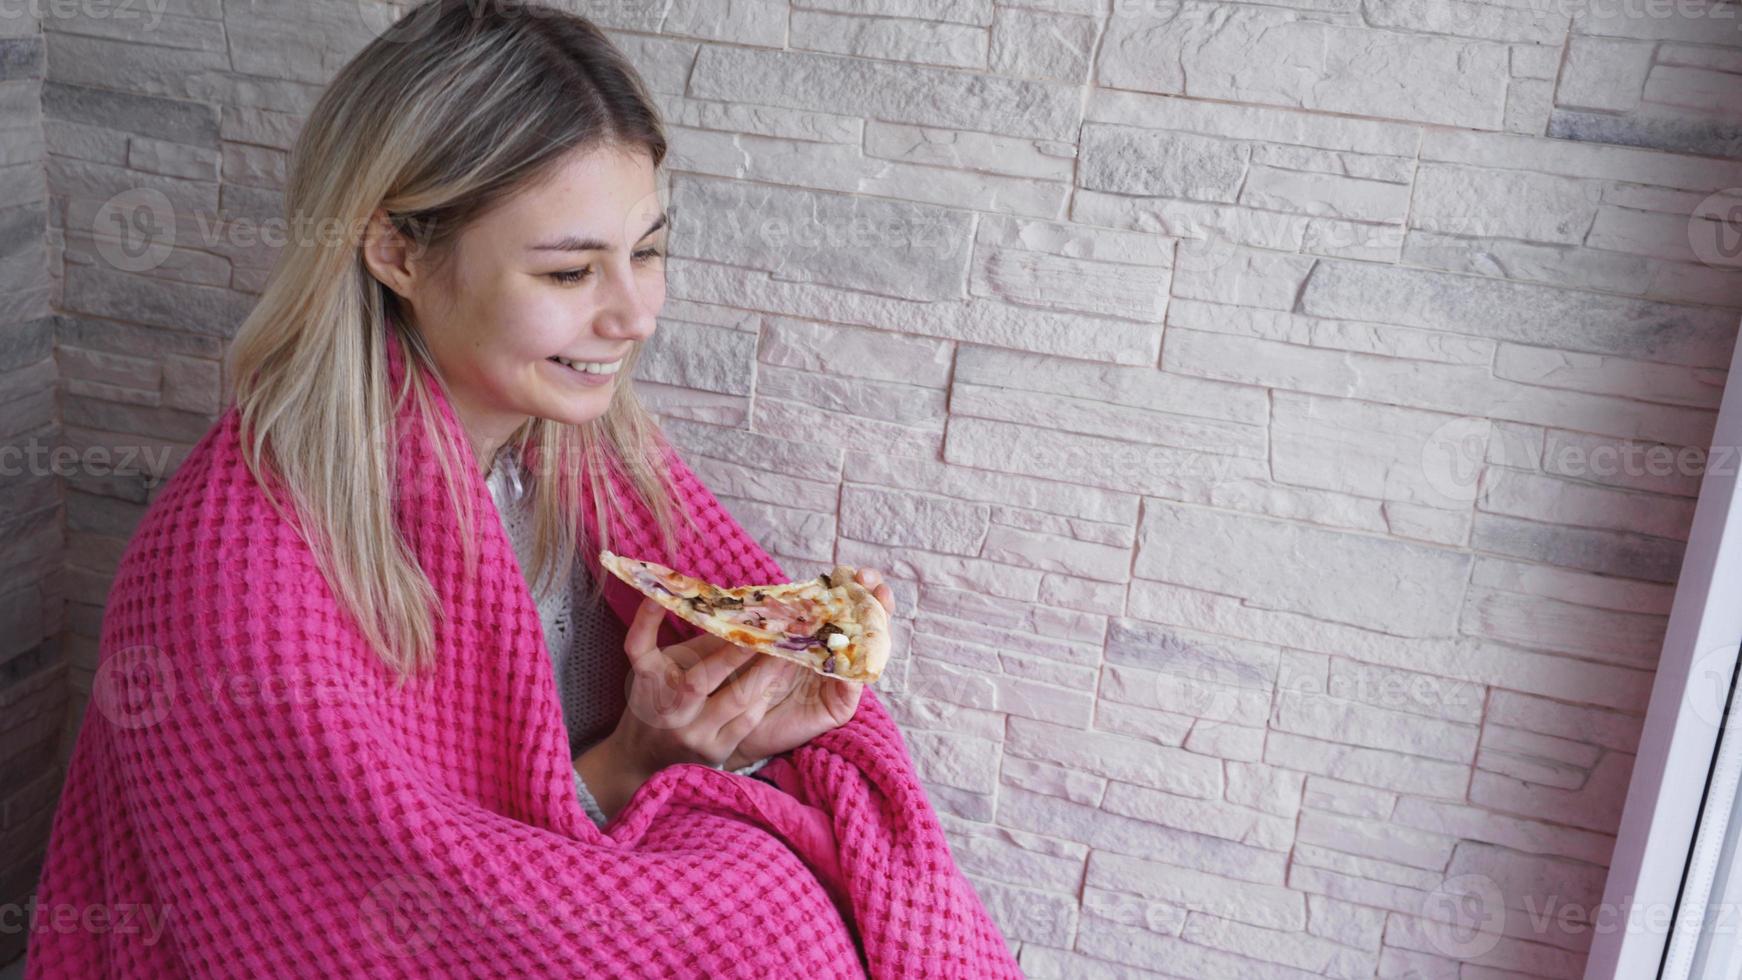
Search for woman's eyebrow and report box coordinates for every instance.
[527,210,668,253]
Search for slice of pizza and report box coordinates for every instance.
[597,549,891,684]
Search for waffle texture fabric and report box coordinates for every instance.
[482,444,768,830]
[25,327,1022,978]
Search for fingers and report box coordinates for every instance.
[854,566,895,614]
[625,597,748,716]
[708,656,786,742]
[682,640,760,699]
[621,597,792,765]
[758,658,802,701]
[624,595,668,674]
[725,658,799,716]
[823,675,865,723]
[627,595,730,663]
[716,699,774,748]
[625,598,696,708]
[873,582,893,613]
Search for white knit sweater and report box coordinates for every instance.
[484,446,769,828]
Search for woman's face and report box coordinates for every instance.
[368,144,669,468]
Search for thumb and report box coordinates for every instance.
[826,678,863,718]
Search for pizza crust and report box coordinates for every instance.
[823,565,892,683]
[597,550,890,684]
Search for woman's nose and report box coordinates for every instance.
[594,264,662,340]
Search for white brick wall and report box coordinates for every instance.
[14,0,1742,976]
[0,4,61,973]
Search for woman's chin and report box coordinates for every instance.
[533,388,614,426]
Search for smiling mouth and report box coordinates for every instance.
[546,355,623,376]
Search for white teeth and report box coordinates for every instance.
[552,356,622,375]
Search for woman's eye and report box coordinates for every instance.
[548,248,663,286]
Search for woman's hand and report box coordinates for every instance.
[724,566,896,771]
[579,597,793,824]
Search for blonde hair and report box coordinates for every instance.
[224,0,700,684]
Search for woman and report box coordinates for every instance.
[24,2,1021,976]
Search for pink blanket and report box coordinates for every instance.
[25,328,1022,978]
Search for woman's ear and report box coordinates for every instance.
[360,207,418,301]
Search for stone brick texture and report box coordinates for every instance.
[4,1,1742,976]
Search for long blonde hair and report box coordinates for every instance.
[225,0,700,684]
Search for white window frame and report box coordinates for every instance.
[1588,323,1742,980]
